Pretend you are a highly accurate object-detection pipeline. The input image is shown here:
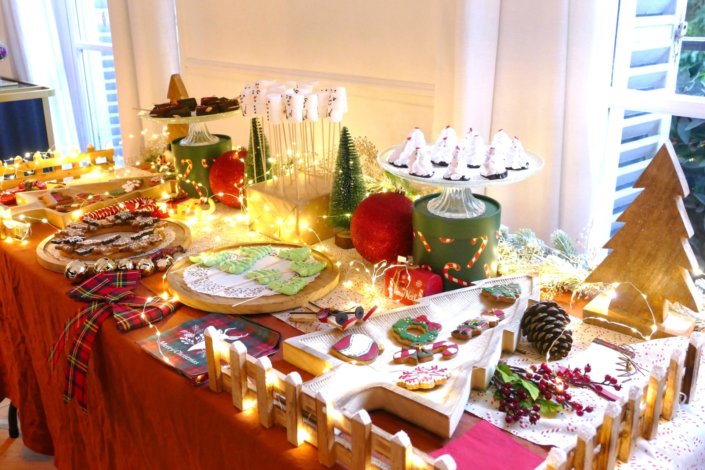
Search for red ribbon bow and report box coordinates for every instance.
[49,270,179,410]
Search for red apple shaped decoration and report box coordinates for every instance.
[209,148,246,208]
[350,192,413,263]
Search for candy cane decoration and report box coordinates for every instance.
[466,236,488,269]
[438,237,455,244]
[442,262,471,286]
[179,159,204,198]
[416,231,432,252]
[483,263,491,279]
[201,159,210,169]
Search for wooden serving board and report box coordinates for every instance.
[284,274,539,438]
[166,242,340,314]
[36,219,191,273]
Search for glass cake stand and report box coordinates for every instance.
[138,109,240,146]
[377,146,544,219]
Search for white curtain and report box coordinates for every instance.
[486,0,619,249]
[108,0,180,164]
[2,0,80,151]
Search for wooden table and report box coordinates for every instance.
[0,223,547,469]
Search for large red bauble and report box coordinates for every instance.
[209,148,246,208]
[350,192,413,263]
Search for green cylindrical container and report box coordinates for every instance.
[412,193,501,290]
[172,135,231,198]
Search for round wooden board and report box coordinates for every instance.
[36,219,192,273]
[165,242,340,314]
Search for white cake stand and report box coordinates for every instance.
[138,109,240,146]
[377,146,544,219]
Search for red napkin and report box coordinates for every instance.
[429,420,544,470]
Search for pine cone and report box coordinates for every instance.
[520,301,573,360]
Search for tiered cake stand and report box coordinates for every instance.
[377,146,544,289]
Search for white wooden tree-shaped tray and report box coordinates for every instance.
[284,274,539,438]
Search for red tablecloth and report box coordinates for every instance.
[0,225,546,468]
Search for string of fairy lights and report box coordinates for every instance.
[2,125,702,346]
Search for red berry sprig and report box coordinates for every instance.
[491,362,595,425]
[556,364,621,402]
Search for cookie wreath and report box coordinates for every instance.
[391,315,442,347]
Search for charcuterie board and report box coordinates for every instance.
[36,219,190,273]
[165,242,340,314]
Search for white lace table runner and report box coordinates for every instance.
[463,321,705,469]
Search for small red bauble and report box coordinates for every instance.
[209,148,246,208]
[350,192,413,263]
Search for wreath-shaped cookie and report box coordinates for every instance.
[392,315,442,346]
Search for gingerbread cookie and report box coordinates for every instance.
[392,315,442,347]
[331,333,383,365]
[397,365,450,390]
[481,283,521,303]
[393,341,459,364]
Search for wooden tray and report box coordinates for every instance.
[284,274,539,438]
[166,242,340,314]
[11,176,173,229]
[36,219,191,273]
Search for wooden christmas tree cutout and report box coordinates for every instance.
[583,141,701,338]
[166,73,189,143]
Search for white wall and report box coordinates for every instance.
[174,0,476,150]
[0,3,19,79]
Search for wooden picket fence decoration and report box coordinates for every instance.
[203,326,457,470]
[1,145,115,190]
[545,336,703,470]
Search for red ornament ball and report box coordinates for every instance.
[350,192,413,263]
[209,148,246,208]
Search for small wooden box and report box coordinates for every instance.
[246,174,334,245]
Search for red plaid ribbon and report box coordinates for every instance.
[49,270,179,410]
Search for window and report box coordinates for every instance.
[61,0,122,155]
[605,0,705,264]
[8,0,121,155]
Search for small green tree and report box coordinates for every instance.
[246,117,271,183]
[328,127,366,229]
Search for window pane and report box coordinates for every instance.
[70,0,122,154]
[72,0,111,44]
[77,48,120,152]
[677,0,705,97]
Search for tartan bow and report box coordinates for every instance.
[49,270,179,410]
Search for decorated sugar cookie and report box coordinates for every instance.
[452,318,490,340]
[397,365,450,390]
[331,333,383,364]
[240,244,272,260]
[245,268,283,285]
[392,315,442,347]
[277,247,311,262]
[481,283,521,304]
[452,309,507,340]
[268,277,309,295]
[481,308,506,326]
[290,260,326,277]
[393,341,459,364]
